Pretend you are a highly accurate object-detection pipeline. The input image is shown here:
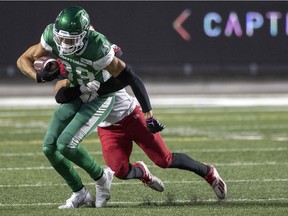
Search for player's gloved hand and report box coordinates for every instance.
[146,116,166,133]
[112,44,123,58]
[80,80,100,95]
[80,92,98,103]
[36,62,60,83]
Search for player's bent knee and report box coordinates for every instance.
[42,146,54,158]
[57,132,79,156]
[112,162,130,179]
[154,153,173,168]
[114,171,127,179]
[42,133,57,157]
[155,161,170,168]
[43,145,65,166]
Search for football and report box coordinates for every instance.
[33,56,59,73]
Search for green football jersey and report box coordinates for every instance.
[41,24,114,85]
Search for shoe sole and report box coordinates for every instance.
[211,167,227,199]
[58,191,94,209]
[95,168,114,208]
[136,161,165,192]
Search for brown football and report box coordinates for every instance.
[33,56,59,72]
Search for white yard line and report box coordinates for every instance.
[1,95,288,107]
[151,95,288,107]
[0,147,287,157]
[1,161,288,172]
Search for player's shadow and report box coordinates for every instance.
[106,191,288,209]
[107,199,287,208]
[139,200,288,208]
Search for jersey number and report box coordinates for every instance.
[61,61,96,85]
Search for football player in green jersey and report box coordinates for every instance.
[17,5,164,209]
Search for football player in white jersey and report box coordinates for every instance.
[55,49,228,200]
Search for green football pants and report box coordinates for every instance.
[42,94,115,192]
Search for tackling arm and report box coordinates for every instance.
[55,46,153,116]
[54,77,166,133]
[54,55,165,133]
[104,57,153,118]
[55,57,155,118]
[104,57,166,133]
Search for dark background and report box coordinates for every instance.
[1,1,288,81]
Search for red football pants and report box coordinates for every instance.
[97,106,173,179]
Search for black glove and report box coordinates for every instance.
[146,116,166,133]
[36,62,60,83]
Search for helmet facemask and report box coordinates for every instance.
[53,28,87,55]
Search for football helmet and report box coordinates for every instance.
[53,6,90,55]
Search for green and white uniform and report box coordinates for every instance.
[40,24,115,192]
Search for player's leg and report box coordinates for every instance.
[129,107,227,199]
[98,125,134,179]
[43,99,94,208]
[142,139,227,199]
[98,123,164,192]
[99,106,163,191]
[125,106,173,167]
[56,95,114,178]
[43,99,84,191]
[56,94,115,207]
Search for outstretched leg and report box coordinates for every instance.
[123,106,227,199]
[169,152,227,199]
[169,152,209,177]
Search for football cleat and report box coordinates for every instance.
[58,187,94,209]
[133,161,165,192]
[204,165,227,199]
[95,167,114,207]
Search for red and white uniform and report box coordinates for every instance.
[97,89,173,179]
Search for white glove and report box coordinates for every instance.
[80,92,98,103]
[80,80,100,94]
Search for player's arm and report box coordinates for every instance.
[17,42,59,83]
[104,57,153,118]
[54,71,165,133]
[54,79,87,103]
[104,57,166,133]
[54,79,71,96]
[16,43,47,81]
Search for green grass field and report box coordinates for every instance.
[0,105,287,216]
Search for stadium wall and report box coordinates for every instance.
[1,1,288,81]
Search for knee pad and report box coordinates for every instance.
[43,132,65,165]
[42,146,54,158]
[43,133,57,158]
[42,145,64,166]
[57,132,78,157]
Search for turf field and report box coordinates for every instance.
[0,104,287,216]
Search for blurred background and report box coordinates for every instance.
[0,1,288,97]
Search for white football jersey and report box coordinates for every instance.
[98,88,138,127]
